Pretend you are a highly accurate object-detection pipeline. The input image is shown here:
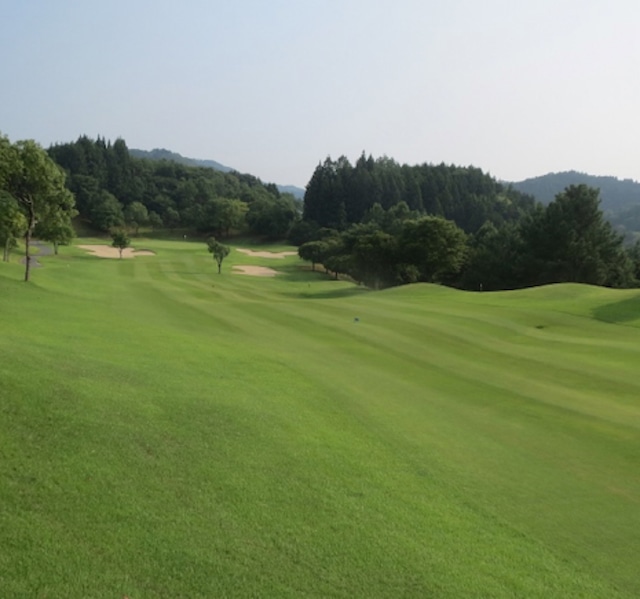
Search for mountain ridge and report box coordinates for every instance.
[510,170,640,234]
[130,147,305,199]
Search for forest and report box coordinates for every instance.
[2,132,640,290]
[47,136,299,239]
[297,155,640,290]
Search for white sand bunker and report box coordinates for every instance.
[233,265,279,277]
[236,248,297,259]
[77,245,156,259]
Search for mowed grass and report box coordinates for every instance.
[1,239,640,598]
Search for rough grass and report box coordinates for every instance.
[1,239,639,598]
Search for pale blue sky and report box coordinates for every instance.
[1,0,639,187]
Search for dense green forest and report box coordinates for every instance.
[297,156,640,291]
[303,154,536,234]
[47,136,299,239]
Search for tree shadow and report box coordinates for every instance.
[303,287,370,300]
[592,294,640,324]
[281,286,370,300]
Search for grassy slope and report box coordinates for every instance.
[1,240,639,598]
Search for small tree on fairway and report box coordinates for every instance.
[206,237,230,274]
[111,230,130,259]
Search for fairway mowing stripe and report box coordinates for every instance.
[4,251,640,597]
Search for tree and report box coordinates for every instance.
[111,230,130,259]
[398,216,467,283]
[88,190,125,231]
[628,240,640,285]
[124,201,148,236]
[206,236,230,274]
[34,204,77,255]
[247,195,297,239]
[350,230,398,289]
[298,240,328,271]
[163,206,181,229]
[214,198,247,237]
[3,139,76,281]
[148,210,164,230]
[520,185,633,287]
[459,221,525,291]
[0,193,27,262]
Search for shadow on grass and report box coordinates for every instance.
[298,287,370,300]
[592,294,640,324]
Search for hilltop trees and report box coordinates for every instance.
[47,136,286,236]
[518,185,634,287]
[457,185,636,290]
[302,154,535,234]
[1,136,76,280]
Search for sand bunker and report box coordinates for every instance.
[236,248,297,259]
[77,245,156,259]
[233,265,279,277]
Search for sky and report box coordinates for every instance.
[1,0,639,188]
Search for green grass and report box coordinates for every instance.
[1,239,640,598]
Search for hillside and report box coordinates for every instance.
[1,239,640,597]
[511,171,640,233]
[129,147,233,172]
[130,147,306,198]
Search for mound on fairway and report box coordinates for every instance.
[236,248,297,259]
[232,264,279,276]
[77,244,156,258]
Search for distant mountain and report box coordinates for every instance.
[277,185,305,199]
[130,148,233,172]
[130,148,305,199]
[510,171,640,212]
[510,171,640,234]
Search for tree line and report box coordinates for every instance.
[3,132,639,291]
[47,136,299,239]
[301,154,536,235]
[297,155,640,290]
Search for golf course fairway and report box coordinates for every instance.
[1,238,639,598]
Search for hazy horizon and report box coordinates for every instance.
[2,0,639,187]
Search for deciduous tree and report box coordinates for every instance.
[34,202,77,255]
[206,237,230,274]
[0,193,27,262]
[111,230,130,259]
[4,139,76,281]
[398,216,467,283]
[124,201,148,236]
